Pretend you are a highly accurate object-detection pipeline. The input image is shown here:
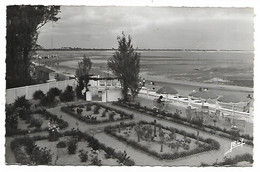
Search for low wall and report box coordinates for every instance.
[6,79,77,104]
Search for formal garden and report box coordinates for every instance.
[5,86,253,166]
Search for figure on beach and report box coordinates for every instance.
[157,95,165,104]
[142,78,146,86]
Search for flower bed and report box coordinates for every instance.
[10,129,135,166]
[112,101,253,146]
[60,102,134,124]
[6,109,68,136]
[104,120,220,160]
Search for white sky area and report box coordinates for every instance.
[37,6,254,50]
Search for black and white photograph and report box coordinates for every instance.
[2,0,258,167]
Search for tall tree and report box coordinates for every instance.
[75,55,92,99]
[6,5,60,88]
[108,32,141,101]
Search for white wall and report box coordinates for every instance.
[6,79,76,104]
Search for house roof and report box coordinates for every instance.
[35,66,55,73]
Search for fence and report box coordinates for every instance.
[6,79,77,104]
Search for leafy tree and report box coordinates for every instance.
[6,5,60,88]
[75,55,92,99]
[108,32,141,101]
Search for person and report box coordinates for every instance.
[142,78,146,86]
[157,95,164,104]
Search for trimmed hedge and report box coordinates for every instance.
[113,102,254,145]
[60,102,134,124]
[104,121,220,160]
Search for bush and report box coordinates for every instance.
[11,137,35,155]
[14,96,31,109]
[56,141,67,148]
[86,105,92,111]
[67,139,77,154]
[48,87,62,96]
[17,108,32,121]
[48,125,60,141]
[109,112,116,121]
[28,118,43,129]
[77,108,83,115]
[93,105,100,114]
[101,110,107,117]
[6,105,18,130]
[90,156,102,166]
[30,146,52,165]
[60,86,74,102]
[78,149,88,162]
[33,90,45,100]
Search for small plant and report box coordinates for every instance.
[56,141,67,148]
[60,86,75,102]
[86,105,92,111]
[28,118,43,129]
[120,113,124,119]
[93,105,100,114]
[33,90,45,100]
[109,111,116,121]
[30,146,52,165]
[77,108,83,115]
[101,110,107,117]
[14,96,31,109]
[90,156,102,166]
[48,123,60,141]
[78,149,88,162]
[67,139,78,154]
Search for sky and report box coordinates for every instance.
[37,6,254,50]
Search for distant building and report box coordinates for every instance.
[34,66,55,83]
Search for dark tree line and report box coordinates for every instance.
[6,5,60,88]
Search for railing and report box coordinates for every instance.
[6,79,77,104]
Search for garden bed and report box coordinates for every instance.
[104,120,220,160]
[60,102,134,124]
[10,129,135,166]
[6,108,68,136]
[112,101,253,146]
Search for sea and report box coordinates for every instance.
[36,50,254,88]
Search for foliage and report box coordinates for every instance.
[90,156,102,166]
[17,108,32,121]
[78,149,88,162]
[28,118,43,129]
[109,111,116,120]
[115,151,135,166]
[14,96,31,109]
[60,86,75,102]
[76,108,83,114]
[108,32,141,101]
[48,87,62,96]
[6,105,18,130]
[10,137,35,155]
[6,5,60,88]
[56,141,67,148]
[33,90,45,100]
[67,139,78,154]
[48,124,60,141]
[30,146,52,165]
[86,104,92,111]
[40,87,61,107]
[93,105,100,114]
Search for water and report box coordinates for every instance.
[36,50,254,88]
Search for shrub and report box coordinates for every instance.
[48,87,62,96]
[17,108,32,121]
[60,86,74,102]
[93,105,100,114]
[33,90,45,100]
[30,146,52,165]
[14,96,31,109]
[77,108,83,115]
[90,156,102,166]
[101,110,107,117]
[28,118,43,129]
[5,105,18,130]
[10,137,35,155]
[78,149,88,162]
[67,139,77,154]
[109,112,116,121]
[48,125,60,141]
[86,105,92,111]
[56,141,67,148]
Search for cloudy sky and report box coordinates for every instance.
[37,6,254,50]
